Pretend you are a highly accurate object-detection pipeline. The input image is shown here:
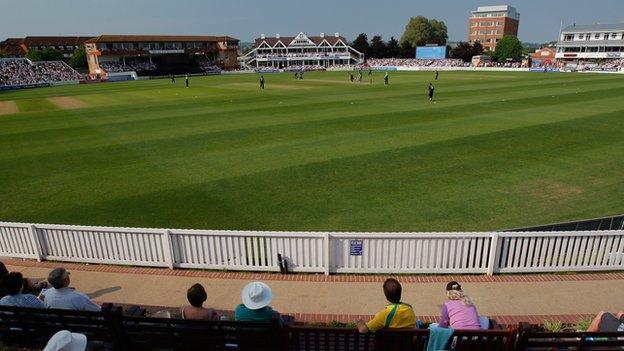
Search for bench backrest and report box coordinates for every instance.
[121,315,282,351]
[284,326,515,351]
[518,330,624,350]
[0,304,122,348]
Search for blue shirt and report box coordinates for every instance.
[40,287,101,312]
[0,293,47,309]
[234,304,277,323]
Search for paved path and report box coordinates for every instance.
[4,258,621,325]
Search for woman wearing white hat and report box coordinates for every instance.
[234,281,280,323]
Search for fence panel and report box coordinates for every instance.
[34,224,168,267]
[170,230,325,273]
[497,231,624,273]
[329,233,493,274]
[0,223,38,259]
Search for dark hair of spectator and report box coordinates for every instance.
[2,272,24,295]
[187,283,208,307]
[383,278,402,304]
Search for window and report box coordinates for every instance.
[564,34,574,41]
[578,34,584,40]
[611,33,618,39]
[594,33,600,39]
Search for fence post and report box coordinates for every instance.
[323,233,331,275]
[162,230,175,269]
[28,225,44,262]
[487,233,500,275]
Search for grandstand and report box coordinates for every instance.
[84,35,239,78]
[240,32,364,69]
[0,58,82,88]
[556,23,624,70]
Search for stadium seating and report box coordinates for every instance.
[0,58,82,86]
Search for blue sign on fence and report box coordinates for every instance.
[349,240,363,256]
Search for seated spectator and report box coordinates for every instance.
[0,260,48,298]
[357,278,416,333]
[235,281,279,323]
[587,311,624,332]
[39,267,101,312]
[0,272,47,308]
[438,281,481,330]
[181,283,217,320]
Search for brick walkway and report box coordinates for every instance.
[2,257,620,325]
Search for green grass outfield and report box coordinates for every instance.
[1,71,623,232]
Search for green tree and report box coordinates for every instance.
[494,36,523,62]
[0,51,8,58]
[40,47,64,61]
[400,16,448,47]
[430,19,449,45]
[26,49,42,61]
[450,41,485,62]
[352,33,370,58]
[70,46,87,68]
[386,37,400,58]
[399,41,415,58]
[370,35,387,58]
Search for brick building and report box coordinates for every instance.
[468,5,520,51]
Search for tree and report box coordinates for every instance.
[0,51,7,58]
[352,33,370,58]
[26,47,64,62]
[449,42,472,62]
[399,41,415,58]
[494,36,523,62]
[70,46,87,68]
[26,49,42,62]
[370,35,387,58]
[400,16,448,47]
[430,19,449,45]
[386,37,400,58]
[450,41,485,62]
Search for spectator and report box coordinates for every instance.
[357,278,416,333]
[39,267,101,312]
[0,272,47,308]
[43,330,87,351]
[181,283,217,320]
[587,311,624,332]
[438,281,481,330]
[0,260,48,298]
[235,281,279,323]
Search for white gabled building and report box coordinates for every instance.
[240,32,364,69]
[556,23,624,61]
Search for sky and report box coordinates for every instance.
[1,0,624,43]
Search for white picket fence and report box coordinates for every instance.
[1,221,623,275]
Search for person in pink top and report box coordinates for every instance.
[438,281,481,330]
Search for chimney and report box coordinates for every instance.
[335,32,340,38]
[276,33,280,39]
[320,33,325,38]
[260,33,266,39]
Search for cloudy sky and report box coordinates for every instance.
[2,0,623,43]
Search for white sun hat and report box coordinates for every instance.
[43,330,87,351]
[241,281,273,310]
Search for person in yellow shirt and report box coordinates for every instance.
[356,278,416,333]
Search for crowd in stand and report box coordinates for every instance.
[569,59,624,71]
[0,59,82,86]
[366,58,470,68]
[196,58,221,73]
[99,60,157,73]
